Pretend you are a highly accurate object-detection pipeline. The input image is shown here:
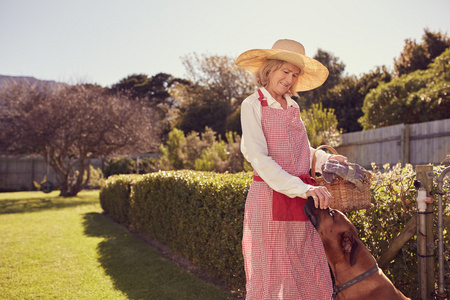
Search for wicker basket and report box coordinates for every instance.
[312,145,373,212]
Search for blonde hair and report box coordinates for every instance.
[254,59,300,95]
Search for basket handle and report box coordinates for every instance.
[311,145,339,180]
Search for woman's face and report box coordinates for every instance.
[266,62,300,98]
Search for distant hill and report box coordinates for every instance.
[0,75,66,88]
[0,75,67,108]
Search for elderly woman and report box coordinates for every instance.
[235,39,348,299]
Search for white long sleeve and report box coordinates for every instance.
[241,88,331,198]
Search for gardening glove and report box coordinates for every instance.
[321,160,370,192]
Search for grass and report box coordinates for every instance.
[0,190,236,299]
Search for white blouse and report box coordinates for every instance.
[240,87,331,199]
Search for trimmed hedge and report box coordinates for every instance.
[99,170,251,294]
[99,174,141,226]
[99,166,449,298]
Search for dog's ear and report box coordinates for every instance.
[342,231,360,266]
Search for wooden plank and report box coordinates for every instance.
[337,118,450,168]
[377,216,417,269]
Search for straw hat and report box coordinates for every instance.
[235,39,329,92]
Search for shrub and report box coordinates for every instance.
[347,163,449,297]
[104,157,136,178]
[300,103,342,148]
[138,157,159,174]
[103,157,159,178]
[159,128,216,170]
[159,127,249,173]
[194,140,228,172]
[84,165,104,189]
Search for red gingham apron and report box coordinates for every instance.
[242,89,332,299]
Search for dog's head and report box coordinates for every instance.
[304,197,360,266]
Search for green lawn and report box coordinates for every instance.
[0,190,236,299]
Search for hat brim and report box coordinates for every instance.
[235,49,329,92]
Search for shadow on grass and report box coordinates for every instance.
[0,193,99,214]
[82,212,236,300]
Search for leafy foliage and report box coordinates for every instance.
[159,128,209,170]
[103,157,159,178]
[84,165,104,189]
[177,100,230,137]
[394,29,450,77]
[297,49,346,108]
[300,103,342,148]
[347,163,449,297]
[359,48,450,130]
[158,127,249,173]
[108,73,187,140]
[323,66,392,132]
[194,139,228,172]
[100,174,141,226]
[104,157,136,178]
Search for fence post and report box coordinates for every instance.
[416,165,435,300]
[401,124,410,165]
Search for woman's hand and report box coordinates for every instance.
[329,154,348,165]
[306,186,332,209]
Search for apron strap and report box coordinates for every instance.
[257,89,268,107]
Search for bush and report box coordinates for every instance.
[84,165,104,189]
[159,127,249,173]
[103,157,159,178]
[194,140,228,172]
[347,163,449,297]
[138,157,159,174]
[300,102,342,148]
[104,157,136,178]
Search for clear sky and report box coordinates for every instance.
[1,0,449,87]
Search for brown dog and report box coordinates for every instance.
[304,197,410,300]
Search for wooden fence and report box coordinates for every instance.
[336,118,450,169]
[0,156,103,192]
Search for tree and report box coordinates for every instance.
[109,73,188,140]
[359,48,450,129]
[181,53,254,105]
[176,99,230,137]
[170,54,254,136]
[0,80,158,196]
[323,66,392,132]
[297,49,346,108]
[394,28,450,77]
